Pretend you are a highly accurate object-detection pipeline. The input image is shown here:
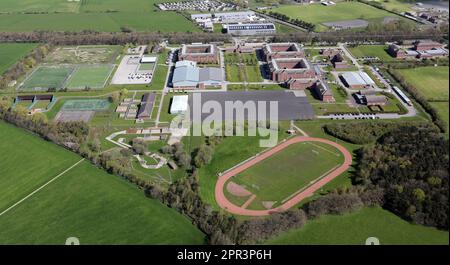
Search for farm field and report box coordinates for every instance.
[348,45,394,61]
[371,0,414,12]
[395,66,449,101]
[0,0,80,13]
[0,121,81,212]
[0,12,199,33]
[19,66,74,91]
[272,2,407,31]
[0,121,205,244]
[266,207,449,245]
[0,43,37,74]
[66,65,114,89]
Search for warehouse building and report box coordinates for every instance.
[171,60,223,90]
[262,43,305,61]
[268,58,316,82]
[311,79,335,103]
[137,92,156,119]
[340,71,375,89]
[179,43,219,64]
[170,95,189,114]
[225,23,276,36]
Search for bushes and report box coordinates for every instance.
[323,121,431,144]
[304,192,364,219]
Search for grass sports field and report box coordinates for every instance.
[62,99,110,111]
[66,65,114,89]
[227,141,345,210]
[266,207,449,245]
[272,2,407,31]
[0,121,205,244]
[395,66,449,101]
[0,43,37,74]
[348,45,394,61]
[20,66,74,91]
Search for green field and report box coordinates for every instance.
[225,53,263,83]
[272,2,406,31]
[66,65,113,89]
[0,43,37,74]
[229,141,344,210]
[0,121,205,244]
[0,0,80,13]
[396,66,449,101]
[371,0,414,12]
[62,99,110,111]
[0,121,81,212]
[0,11,199,33]
[20,66,74,91]
[348,45,394,61]
[266,207,449,245]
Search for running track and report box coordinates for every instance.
[215,136,352,216]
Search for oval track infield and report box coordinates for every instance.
[215,136,353,216]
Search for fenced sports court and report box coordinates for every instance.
[61,99,110,111]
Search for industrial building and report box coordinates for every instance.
[137,92,156,119]
[179,43,219,64]
[340,71,375,89]
[388,41,448,59]
[170,95,189,114]
[262,43,305,61]
[171,60,223,90]
[225,23,276,36]
[268,58,316,82]
[354,91,388,106]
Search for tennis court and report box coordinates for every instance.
[61,99,110,111]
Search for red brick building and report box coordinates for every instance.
[268,58,316,82]
[179,44,219,64]
[287,78,316,90]
[413,40,443,51]
[312,79,335,102]
[263,43,305,61]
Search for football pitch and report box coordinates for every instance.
[66,65,114,89]
[19,66,74,91]
[0,121,205,244]
[226,141,345,210]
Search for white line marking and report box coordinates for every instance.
[0,158,85,217]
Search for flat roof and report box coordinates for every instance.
[170,95,189,114]
[341,71,374,86]
[141,56,157,63]
[188,90,314,121]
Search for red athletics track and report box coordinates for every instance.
[214,136,353,216]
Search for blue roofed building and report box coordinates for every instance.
[171,60,223,90]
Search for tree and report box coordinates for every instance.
[193,144,214,168]
[132,138,147,155]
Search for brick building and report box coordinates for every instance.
[179,44,219,64]
[263,43,305,61]
[312,79,335,103]
[268,58,316,82]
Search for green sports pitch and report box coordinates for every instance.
[19,66,74,91]
[66,65,114,89]
[226,141,345,210]
[61,99,110,111]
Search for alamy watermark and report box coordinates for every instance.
[170,93,280,147]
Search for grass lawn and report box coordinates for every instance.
[0,121,205,244]
[225,52,262,82]
[265,207,449,245]
[20,66,74,91]
[0,121,81,212]
[272,2,407,32]
[395,66,449,101]
[230,141,344,210]
[66,65,114,89]
[348,45,394,62]
[0,43,37,74]
[45,45,121,64]
[371,0,414,12]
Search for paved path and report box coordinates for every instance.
[215,136,352,216]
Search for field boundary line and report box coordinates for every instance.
[0,158,85,218]
[305,141,340,156]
